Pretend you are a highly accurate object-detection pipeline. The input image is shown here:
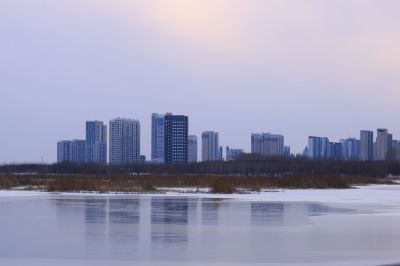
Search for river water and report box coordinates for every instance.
[0,190,400,266]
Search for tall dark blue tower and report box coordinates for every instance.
[164,114,188,164]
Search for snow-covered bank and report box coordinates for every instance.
[0,190,47,198]
[1,184,400,205]
[156,184,400,205]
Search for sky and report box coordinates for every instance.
[1,0,400,163]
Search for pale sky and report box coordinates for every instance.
[1,0,400,163]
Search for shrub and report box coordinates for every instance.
[210,178,236,194]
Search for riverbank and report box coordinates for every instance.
[1,183,400,206]
[0,174,395,194]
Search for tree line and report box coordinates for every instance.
[1,154,400,177]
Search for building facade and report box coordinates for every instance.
[341,138,360,160]
[188,135,198,163]
[151,113,165,163]
[320,137,329,158]
[202,131,219,161]
[86,121,107,164]
[226,147,244,161]
[376,128,393,161]
[307,136,323,159]
[164,114,188,164]
[109,118,141,164]
[251,134,262,154]
[57,141,72,163]
[57,140,86,163]
[326,142,343,160]
[392,140,400,161]
[251,133,284,157]
[360,130,374,161]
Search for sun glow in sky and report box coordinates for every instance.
[1,0,400,162]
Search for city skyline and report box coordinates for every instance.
[2,1,400,163]
[56,115,400,164]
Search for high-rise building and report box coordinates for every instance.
[251,134,262,154]
[307,137,344,160]
[71,140,86,163]
[188,135,198,163]
[326,142,343,160]
[341,138,360,160]
[86,121,107,164]
[109,118,141,164]
[360,130,374,161]
[376,129,393,161]
[320,137,329,158]
[202,131,219,161]
[307,136,336,159]
[57,140,86,163]
[164,114,188,164]
[251,133,284,157]
[57,141,72,163]
[307,136,323,159]
[93,142,107,163]
[392,140,400,161]
[219,146,224,161]
[151,113,165,163]
[226,146,244,161]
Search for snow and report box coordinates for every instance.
[0,190,47,198]
[159,184,400,205]
[1,184,399,205]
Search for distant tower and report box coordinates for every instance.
[340,138,360,160]
[202,131,219,161]
[151,113,165,163]
[251,134,262,154]
[252,133,284,157]
[86,121,107,164]
[226,146,244,161]
[57,140,86,163]
[188,135,198,163]
[57,141,72,163]
[219,146,223,161]
[360,130,374,161]
[109,118,140,164]
[164,114,188,164]
[308,136,322,159]
[376,129,392,161]
[326,142,343,160]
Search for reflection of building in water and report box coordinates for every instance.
[84,198,108,248]
[251,203,285,226]
[82,198,141,225]
[201,199,221,225]
[251,202,310,226]
[82,198,141,249]
[85,198,107,224]
[151,198,189,225]
[53,198,87,223]
[109,198,140,224]
[307,203,354,217]
[151,198,193,247]
[108,198,140,246]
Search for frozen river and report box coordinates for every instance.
[0,185,400,266]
